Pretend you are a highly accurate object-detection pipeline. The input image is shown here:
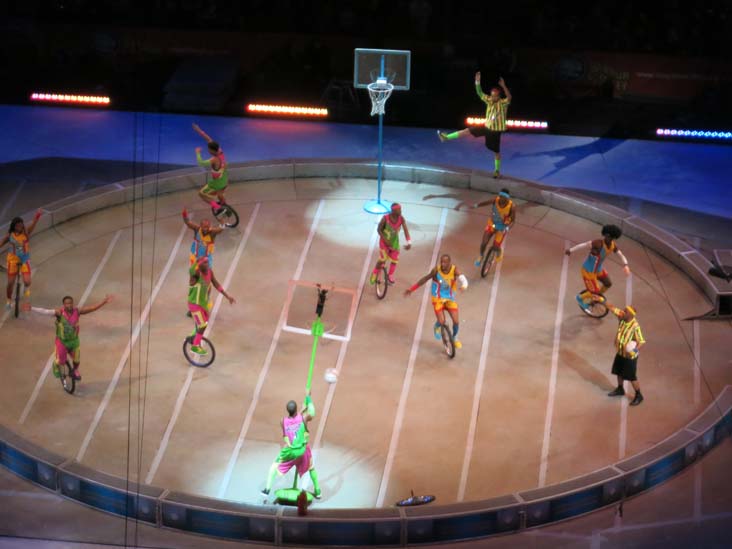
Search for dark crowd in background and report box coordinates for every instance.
[2,0,730,139]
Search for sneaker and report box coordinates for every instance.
[493,170,501,179]
[388,274,396,285]
[72,367,82,381]
[607,386,625,397]
[186,310,192,318]
[437,130,447,143]
[576,294,589,311]
[474,255,482,267]
[434,323,442,340]
[454,339,462,349]
[630,392,644,406]
[52,363,61,378]
[313,490,322,500]
[191,345,207,355]
[369,273,377,285]
[261,488,270,496]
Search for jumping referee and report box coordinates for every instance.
[438,72,512,178]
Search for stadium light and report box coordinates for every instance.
[656,128,732,140]
[30,92,111,106]
[246,103,328,117]
[466,117,548,130]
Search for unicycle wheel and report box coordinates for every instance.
[213,204,240,228]
[59,360,76,394]
[440,324,456,359]
[578,291,609,319]
[14,280,21,318]
[396,491,436,507]
[183,335,216,367]
[375,267,388,299]
[481,248,497,278]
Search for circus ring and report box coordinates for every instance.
[1,159,731,546]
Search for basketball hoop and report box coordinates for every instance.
[367,79,394,116]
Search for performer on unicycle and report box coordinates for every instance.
[404,254,468,349]
[192,123,229,215]
[472,188,516,267]
[2,210,43,308]
[187,256,234,355]
[565,224,630,311]
[182,207,222,267]
[370,202,412,286]
[29,294,113,381]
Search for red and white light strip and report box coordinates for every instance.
[246,103,328,117]
[466,117,548,130]
[30,92,111,105]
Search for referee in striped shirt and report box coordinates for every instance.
[438,72,512,178]
[606,302,646,406]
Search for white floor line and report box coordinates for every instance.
[618,273,633,459]
[19,230,122,424]
[144,204,261,485]
[76,224,187,462]
[375,207,448,508]
[0,181,26,224]
[693,319,701,406]
[537,241,569,487]
[0,308,11,331]
[217,199,325,498]
[694,465,703,521]
[0,267,34,331]
[457,242,506,502]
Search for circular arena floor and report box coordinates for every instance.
[2,175,730,510]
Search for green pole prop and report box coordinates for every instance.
[305,316,324,393]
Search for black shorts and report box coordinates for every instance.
[468,126,502,153]
[611,354,638,381]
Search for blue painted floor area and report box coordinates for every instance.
[1,104,730,219]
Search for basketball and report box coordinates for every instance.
[625,341,637,354]
[324,368,338,384]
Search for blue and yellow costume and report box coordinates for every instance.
[431,264,458,313]
[486,194,513,247]
[581,240,617,295]
[189,228,215,267]
[7,232,31,275]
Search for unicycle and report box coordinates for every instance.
[577,291,609,319]
[213,203,239,229]
[58,359,76,395]
[375,265,389,299]
[480,229,507,278]
[396,490,436,507]
[13,273,21,318]
[440,321,456,359]
[481,247,498,278]
[182,330,216,367]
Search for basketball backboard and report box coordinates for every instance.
[354,48,411,90]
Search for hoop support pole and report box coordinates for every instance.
[377,54,386,206]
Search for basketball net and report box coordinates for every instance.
[367,79,394,116]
